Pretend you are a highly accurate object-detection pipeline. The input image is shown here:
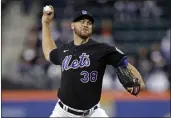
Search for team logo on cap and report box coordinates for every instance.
[82,10,87,15]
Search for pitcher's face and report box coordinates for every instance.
[72,19,93,39]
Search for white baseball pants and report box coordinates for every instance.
[50,100,108,117]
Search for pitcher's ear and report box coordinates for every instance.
[71,23,74,30]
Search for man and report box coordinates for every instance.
[42,5,145,117]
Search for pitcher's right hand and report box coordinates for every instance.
[42,5,54,25]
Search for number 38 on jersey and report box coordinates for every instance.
[80,71,98,83]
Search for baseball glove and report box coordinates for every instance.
[116,66,140,96]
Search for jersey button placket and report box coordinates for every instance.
[73,48,76,56]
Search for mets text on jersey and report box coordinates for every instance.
[62,53,90,71]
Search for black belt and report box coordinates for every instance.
[58,101,98,116]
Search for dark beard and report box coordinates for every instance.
[74,27,91,40]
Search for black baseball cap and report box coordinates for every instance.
[72,10,94,24]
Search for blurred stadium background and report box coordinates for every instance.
[1,0,170,117]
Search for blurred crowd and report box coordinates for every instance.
[2,0,170,92]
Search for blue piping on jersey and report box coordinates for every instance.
[117,56,128,67]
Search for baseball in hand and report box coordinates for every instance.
[44,6,52,13]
